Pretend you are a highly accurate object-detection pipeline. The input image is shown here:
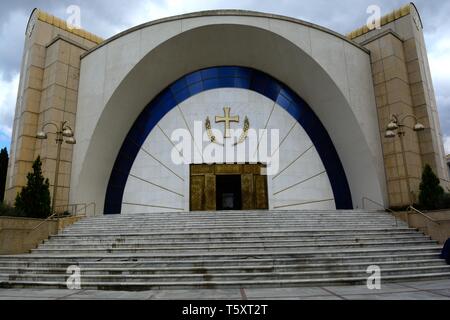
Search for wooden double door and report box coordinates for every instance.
[190,164,268,211]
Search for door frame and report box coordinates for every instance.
[189,163,268,211]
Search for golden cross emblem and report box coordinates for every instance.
[215,107,239,138]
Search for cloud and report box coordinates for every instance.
[128,0,225,24]
[426,18,450,142]
[444,136,450,156]
[0,0,449,153]
[0,10,27,81]
[0,72,19,150]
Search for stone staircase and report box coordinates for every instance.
[0,210,449,290]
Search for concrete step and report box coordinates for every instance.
[62,224,402,234]
[72,218,400,225]
[2,246,442,262]
[75,218,399,226]
[66,221,401,230]
[70,215,399,224]
[1,259,446,276]
[63,227,402,234]
[81,210,384,219]
[3,272,450,290]
[2,266,450,284]
[0,253,441,268]
[42,234,430,246]
[47,232,423,243]
[74,212,396,219]
[35,239,437,252]
[71,215,399,222]
[53,228,418,239]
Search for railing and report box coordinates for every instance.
[0,203,95,237]
[362,197,399,227]
[407,205,441,226]
[54,202,96,217]
[28,211,62,235]
[28,202,95,235]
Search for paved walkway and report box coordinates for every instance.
[1,279,450,300]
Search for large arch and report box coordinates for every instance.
[71,17,387,215]
[105,66,352,214]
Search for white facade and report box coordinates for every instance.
[122,88,335,214]
[70,11,386,215]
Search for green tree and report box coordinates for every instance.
[418,164,444,210]
[15,156,51,218]
[0,148,8,202]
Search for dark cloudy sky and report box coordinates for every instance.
[0,0,449,152]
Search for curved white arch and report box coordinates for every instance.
[71,15,386,215]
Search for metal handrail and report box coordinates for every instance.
[54,202,96,217]
[85,202,96,216]
[362,197,399,227]
[0,203,94,240]
[407,205,441,226]
[29,211,62,234]
[27,202,95,235]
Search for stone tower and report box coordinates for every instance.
[348,3,449,207]
[4,9,102,209]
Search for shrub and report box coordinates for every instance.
[418,164,444,210]
[438,192,450,210]
[0,148,8,202]
[0,202,21,217]
[14,156,51,219]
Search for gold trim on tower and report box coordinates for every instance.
[31,9,104,44]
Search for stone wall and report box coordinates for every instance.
[394,210,450,244]
[0,215,83,255]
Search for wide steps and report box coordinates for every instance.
[0,210,446,290]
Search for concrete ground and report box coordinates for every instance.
[1,279,450,300]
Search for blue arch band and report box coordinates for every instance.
[104,66,353,214]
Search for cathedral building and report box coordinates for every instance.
[1,2,450,293]
[5,3,448,215]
